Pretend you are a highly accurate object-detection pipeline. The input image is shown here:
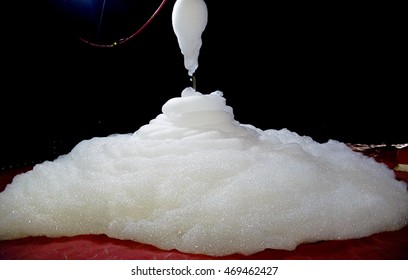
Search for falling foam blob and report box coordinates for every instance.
[172,0,208,76]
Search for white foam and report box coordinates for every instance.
[172,0,208,76]
[0,88,407,256]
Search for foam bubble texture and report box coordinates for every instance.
[0,88,407,256]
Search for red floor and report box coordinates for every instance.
[1,144,407,260]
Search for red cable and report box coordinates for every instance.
[79,0,168,48]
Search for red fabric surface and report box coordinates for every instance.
[1,145,407,260]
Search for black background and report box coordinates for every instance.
[1,0,406,170]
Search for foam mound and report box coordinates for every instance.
[1,87,407,256]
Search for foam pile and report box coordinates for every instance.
[0,88,407,256]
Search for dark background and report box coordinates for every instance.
[1,0,406,170]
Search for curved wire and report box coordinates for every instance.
[79,0,168,48]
